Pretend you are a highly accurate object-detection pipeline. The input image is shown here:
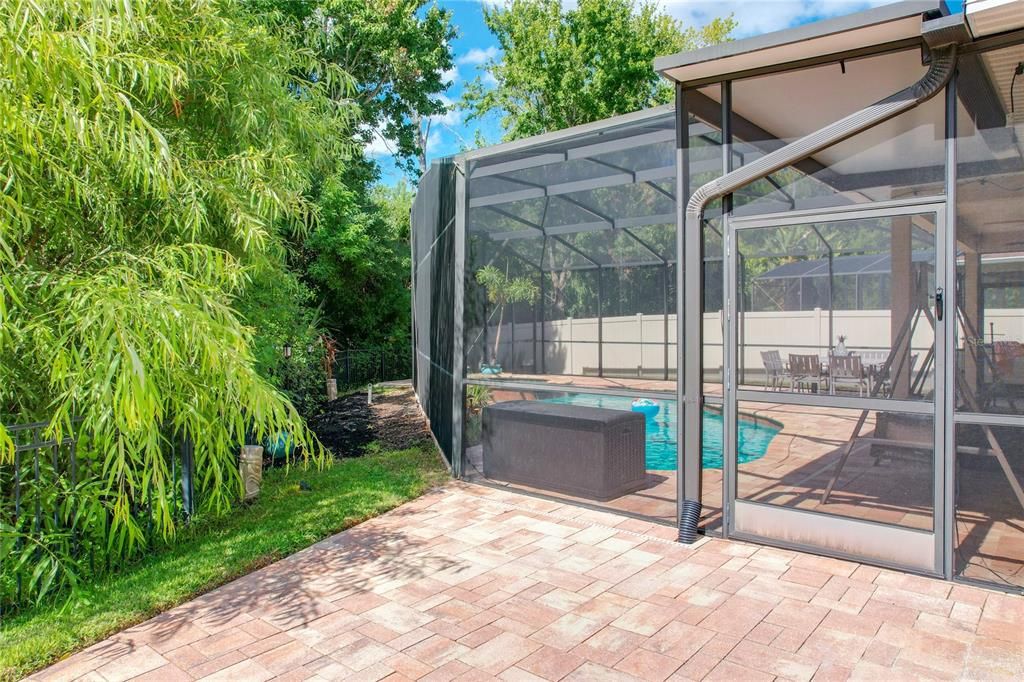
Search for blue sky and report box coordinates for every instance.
[371,1,959,185]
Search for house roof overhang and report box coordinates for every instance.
[655,1,945,87]
[966,0,1024,38]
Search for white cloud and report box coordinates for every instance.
[657,0,898,38]
[430,94,464,127]
[441,65,460,86]
[457,45,500,66]
[363,127,394,157]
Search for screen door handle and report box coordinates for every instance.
[934,287,944,322]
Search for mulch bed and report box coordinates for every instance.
[304,385,432,458]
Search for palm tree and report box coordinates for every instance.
[475,265,540,368]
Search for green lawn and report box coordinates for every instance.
[0,443,448,681]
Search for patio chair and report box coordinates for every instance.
[760,350,789,391]
[788,353,826,393]
[857,350,888,368]
[829,355,868,396]
[858,350,919,397]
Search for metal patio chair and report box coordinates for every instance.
[760,350,789,390]
[829,354,868,396]
[789,353,826,393]
[860,350,920,397]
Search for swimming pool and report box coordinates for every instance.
[542,394,780,470]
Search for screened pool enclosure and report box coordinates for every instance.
[411,0,1024,593]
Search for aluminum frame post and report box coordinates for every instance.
[941,74,957,580]
[451,157,467,478]
[663,263,670,381]
[721,80,735,537]
[598,266,604,377]
[678,84,704,542]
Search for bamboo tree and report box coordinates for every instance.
[0,0,358,599]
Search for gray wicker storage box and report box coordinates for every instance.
[482,400,647,500]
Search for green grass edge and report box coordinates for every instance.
[0,443,449,681]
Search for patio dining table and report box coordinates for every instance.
[815,353,889,395]
[816,354,887,370]
[766,351,899,395]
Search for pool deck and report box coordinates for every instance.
[33,482,1023,681]
[471,376,1024,589]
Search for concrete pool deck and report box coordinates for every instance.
[33,482,1023,681]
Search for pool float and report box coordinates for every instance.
[631,398,660,420]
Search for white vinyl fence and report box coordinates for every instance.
[468,308,1024,379]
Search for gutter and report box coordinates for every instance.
[677,38,959,543]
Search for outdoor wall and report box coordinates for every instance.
[468,307,1024,378]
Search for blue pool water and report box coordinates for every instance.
[542,395,780,470]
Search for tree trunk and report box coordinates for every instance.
[492,305,504,366]
[416,115,430,176]
[546,246,574,315]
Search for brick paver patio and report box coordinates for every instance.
[33,482,1023,681]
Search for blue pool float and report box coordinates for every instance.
[631,398,660,420]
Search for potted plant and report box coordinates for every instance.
[474,265,539,375]
[835,334,849,356]
[464,383,493,447]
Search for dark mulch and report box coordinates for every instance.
[305,392,374,457]
[304,385,432,458]
[370,386,433,451]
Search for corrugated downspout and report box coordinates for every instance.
[678,43,957,544]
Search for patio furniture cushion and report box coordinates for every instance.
[482,400,647,501]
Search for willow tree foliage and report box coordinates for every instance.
[463,0,735,140]
[0,0,356,594]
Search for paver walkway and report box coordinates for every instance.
[34,482,1023,681]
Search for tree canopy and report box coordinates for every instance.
[246,1,457,350]
[269,0,457,175]
[463,0,735,140]
[301,174,415,347]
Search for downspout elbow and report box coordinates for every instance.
[684,44,957,229]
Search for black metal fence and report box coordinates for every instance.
[335,345,412,389]
[1,346,410,617]
[1,421,197,619]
